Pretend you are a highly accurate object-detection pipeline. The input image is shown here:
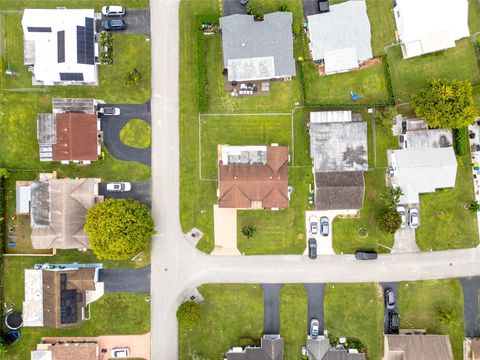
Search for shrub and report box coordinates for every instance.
[124,68,143,87]
[377,208,401,234]
[177,301,201,328]
[374,107,397,127]
[453,127,469,156]
[435,306,457,325]
[466,199,480,213]
[279,4,290,12]
[98,31,113,65]
[380,187,403,209]
[241,225,257,239]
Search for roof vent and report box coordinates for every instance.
[241,42,246,47]
[234,176,237,179]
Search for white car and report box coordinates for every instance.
[409,208,419,229]
[102,5,126,17]
[111,347,129,358]
[309,215,318,235]
[98,106,121,116]
[396,206,407,228]
[106,182,131,192]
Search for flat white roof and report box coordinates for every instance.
[16,185,31,214]
[324,47,359,74]
[221,145,268,164]
[310,111,352,124]
[23,269,44,327]
[31,350,52,360]
[394,0,469,58]
[227,57,275,82]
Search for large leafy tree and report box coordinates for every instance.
[412,79,476,129]
[177,301,201,328]
[377,208,401,234]
[85,199,155,260]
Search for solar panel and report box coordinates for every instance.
[59,73,84,81]
[57,31,65,63]
[27,26,51,32]
[77,18,95,65]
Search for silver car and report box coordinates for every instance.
[396,206,407,228]
[409,208,419,228]
[310,319,319,338]
[309,216,318,235]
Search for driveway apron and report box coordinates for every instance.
[304,283,325,334]
[461,277,480,337]
[381,282,399,334]
[98,180,152,208]
[261,284,284,334]
[99,265,151,293]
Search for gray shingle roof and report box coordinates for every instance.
[315,171,365,210]
[220,12,296,81]
[226,336,284,360]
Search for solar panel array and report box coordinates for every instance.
[27,26,52,32]
[59,73,84,81]
[59,273,79,324]
[77,17,95,65]
[57,31,65,63]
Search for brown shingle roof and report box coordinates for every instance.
[315,171,365,210]
[218,146,289,209]
[385,335,454,360]
[52,113,98,161]
[33,337,98,360]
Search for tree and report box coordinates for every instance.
[241,225,257,239]
[377,208,401,234]
[0,341,6,356]
[84,199,156,260]
[412,79,476,129]
[279,4,290,12]
[435,306,457,325]
[124,68,143,87]
[177,301,201,328]
[374,107,397,127]
[466,199,480,213]
[0,168,9,179]
[380,187,403,209]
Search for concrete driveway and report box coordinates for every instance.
[380,282,398,334]
[223,0,247,15]
[261,284,283,334]
[98,9,150,36]
[211,205,241,256]
[98,180,151,208]
[304,283,325,334]
[460,277,480,337]
[98,333,150,360]
[393,227,419,253]
[100,102,151,166]
[99,266,150,293]
[302,0,320,19]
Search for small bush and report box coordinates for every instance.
[377,208,401,234]
[124,68,143,87]
[453,127,469,156]
[177,301,201,328]
[98,31,113,65]
[279,4,290,12]
[374,107,397,127]
[241,225,257,239]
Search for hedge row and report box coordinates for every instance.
[380,55,396,105]
[453,127,469,156]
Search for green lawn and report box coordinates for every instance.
[416,156,479,251]
[301,61,390,106]
[179,284,264,360]
[398,280,464,360]
[469,0,480,34]
[0,0,148,10]
[120,119,151,149]
[280,284,307,360]
[324,283,384,360]
[366,0,396,56]
[387,38,480,105]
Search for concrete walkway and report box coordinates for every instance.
[392,227,420,253]
[211,205,241,256]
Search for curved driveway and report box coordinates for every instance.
[150,1,480,359]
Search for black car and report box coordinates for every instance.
[355,251,377,260]
[308,238,317,259]
[389,312,399,334]
[102,19,126,31]
[319,0,330,13]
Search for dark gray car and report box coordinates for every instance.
[355,251,378,260]
[102,19,126,31]
[308,238,317,259]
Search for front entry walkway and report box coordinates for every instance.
[211,205,241,256]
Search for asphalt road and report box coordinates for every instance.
[223,0,247,16]
[460,277,480,337]
[304,283,325,334]
[98,180,152,208]
[99,266,151,293]
[380,282,398,334]
[100,102,151,166]
[261,284,283,334]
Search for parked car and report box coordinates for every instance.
[320,216,329,237]
[385,288,396,310]
[102,6,126,17]
[310,319,320,338]
[319,0,330,13]
[102,19,126,31]
[396,206,407,228]
[98,106,121,116]
[239,0,248,5]
[389,312,399,334]
[106,182,131,192]
[355,251,377,260]
[309,215,318,235]
[111,348,130,358]
[308,238,317,259]
[409,208,419,229]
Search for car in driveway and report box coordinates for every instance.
[319,0,330,13]
[111,348,130,358]
[385,288,396,310]
[355,251,377,260]
[98,106,121,116]
[239,0,248,4]
[396,206,407,228]
[320,216,329,237]
[309,215,318,235]
[106,182,131,192]
[308,238,317,259]
[102,5,126,17]
[102,19,126,31]
[389,312,399,334]
[409,208,419,229]
[310,319,320,338]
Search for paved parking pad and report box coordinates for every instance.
[99,266,150,293]
[223,0,247,15]
[99,180,151,208]
[393,227,419,253]
[304,283,325,334]
[211,205,241,256]
[460,277,480,337]
[261,284,284,334]
[98,333,150,360]
[98,9,150,36]
[381,282,398,334]
[302,0,320,18]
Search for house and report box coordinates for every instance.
[15,173,103,249]
[219,12,296,82]
[217,145,289,210]
[225,334,283,360]
[384,334,454,360]
[393,0,470,59]
[22,9,98,85]
[31,337,98,360]
[307,1,372,74]
[464,337,480,360]
[307,336,366,360]
[23,264,104,328]
[309,111,368,211]
[37,98,102,164]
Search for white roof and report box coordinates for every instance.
[310,111,352,124]
[394,0,470,58]
[307,0,372,65]
[22,9,97,85]
[23,269,44,327]
[324,47,359,74]
[16,185,31,214]
[31,351,52,360]
[389,148,457,204]
[227,57,275,82]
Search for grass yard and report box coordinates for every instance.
[416,156,479,251]
[469,0,480,34]
[280,284,307,359]
[374,113,398,168]
[0,0,148,10]
[301,61,390,106]
[120,119,151,149]
[333,169,394,254]
[366,0,396,56]
[398,280,464,360]
[179,284,264,360]
[387,38,480,105]
[292,109,314,166]
[324,283,384,360]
